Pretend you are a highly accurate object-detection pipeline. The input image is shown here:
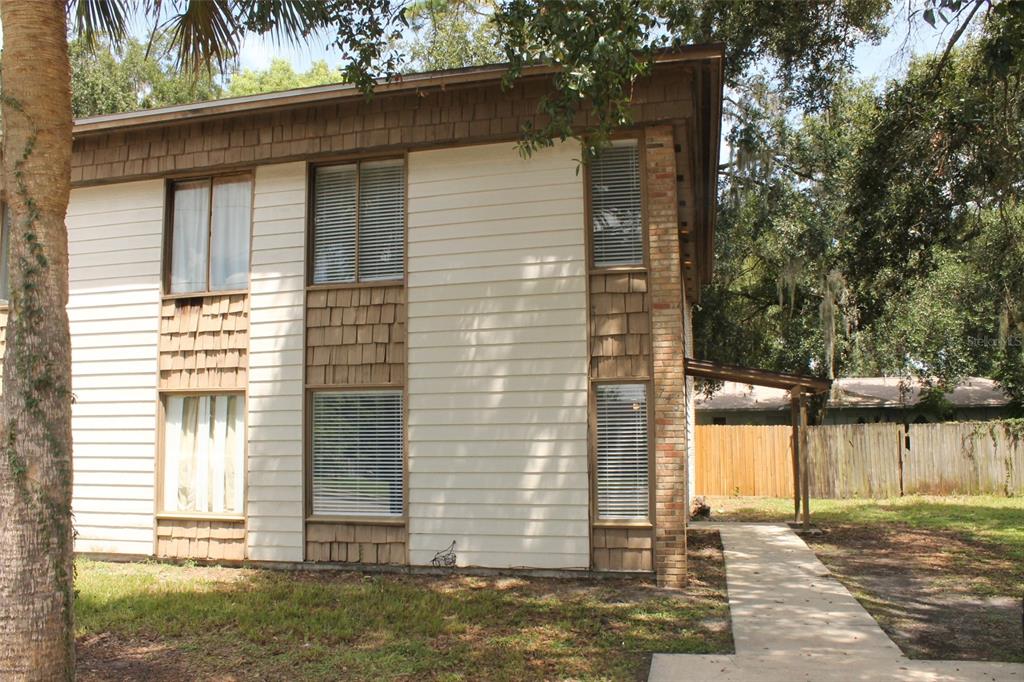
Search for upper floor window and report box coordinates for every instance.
[590,139,643,268]
[168,176,252,295]
[312,159,404,284]
[0,207,10,303]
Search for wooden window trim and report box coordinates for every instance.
[303,387,407,524]
[162,172,255,297]
[584,134,649,272]
[306,155,406,287]
[155,390,248,521]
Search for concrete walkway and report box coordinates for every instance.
[650,523,1024,682]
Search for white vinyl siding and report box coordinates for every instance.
[311,391,403,517]
[247,162,306,561]
[595,383,650,520]
[68,180,164,556]
[590,139,643,268]
[407,141,589,569]
[312,159,404,284]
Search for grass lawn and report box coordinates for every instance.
[705,495,1024,662]
[75,529,732,681]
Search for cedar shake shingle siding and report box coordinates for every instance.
[305,285,406,387]
[71,65,698,188]
[159,293,250,390]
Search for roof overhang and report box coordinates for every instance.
[685,358,832,394]
[72,44,726,135]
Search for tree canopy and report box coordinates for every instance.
[226,58,345,96]
[694,10,1024,410]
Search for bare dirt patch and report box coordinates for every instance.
[805,524,1024,663]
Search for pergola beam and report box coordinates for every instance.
[684,358,831,393]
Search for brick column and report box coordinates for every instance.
[645,125,688,588]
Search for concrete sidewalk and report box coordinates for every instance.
[649,523,1024,682]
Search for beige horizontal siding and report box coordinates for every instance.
[68,180,163,556]
[407,141,589,569]
[246,162,306,562]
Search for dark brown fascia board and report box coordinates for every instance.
[72,44,725,135]
[685,357,832,393]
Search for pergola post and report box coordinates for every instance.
[799,394,810,530]
[790,388,802,523]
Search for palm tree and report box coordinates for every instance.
[0,3,407,677]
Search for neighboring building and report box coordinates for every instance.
[0,48,724,587]
[696,377,1013,426]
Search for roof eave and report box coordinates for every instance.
[72,44,726,136]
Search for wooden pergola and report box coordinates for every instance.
[685,358,832,529]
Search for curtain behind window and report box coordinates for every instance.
[170,181,211,293]
[163,394,244,514]
[210,179,252,290]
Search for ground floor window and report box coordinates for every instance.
[311,390,404,517]
[162,393,245,515]
[595,383,650,520]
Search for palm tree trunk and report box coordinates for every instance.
[0,1,76,679]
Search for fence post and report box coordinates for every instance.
[898,424,906,497]
[800,395,811,529]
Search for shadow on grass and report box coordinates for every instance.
[75,541,732,682]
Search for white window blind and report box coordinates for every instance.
[358,160,405,281]
[169,177,252,294]
[591,140,643,267]
[0,206,10,302]
[312,159,404,284]
[312,391,403,517]
[163,394,245,515]
[312,164,357,283]
[596,383,649,520]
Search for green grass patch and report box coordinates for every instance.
[75,554,731,681]
[707,494,1024,558]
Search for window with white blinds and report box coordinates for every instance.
[311,390,404,517]
[312,159,404,284]
[590,139,643,268]
[595,383,649,520]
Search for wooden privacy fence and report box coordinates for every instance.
[695,421,1024,498]
[694,425,794,497]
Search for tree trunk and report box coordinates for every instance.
[0,1,76,679]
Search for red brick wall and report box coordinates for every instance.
[71,64,697,186]
[645,125,688,588]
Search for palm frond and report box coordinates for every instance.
[69,0,131,47]
[161,0,241,73]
